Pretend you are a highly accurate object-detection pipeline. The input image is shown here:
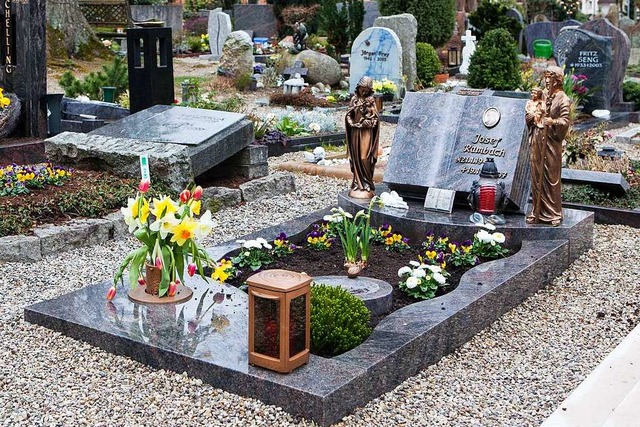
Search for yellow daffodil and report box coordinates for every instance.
[170,218,198,246]
[139,198,150,223]
[190,200,201,216]
[149,212,179,239]
[151,196,178,219]
[121,197,141,232]
[194,210,215,239]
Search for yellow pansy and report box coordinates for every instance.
[212,259,232,283]
[170,218,197,246]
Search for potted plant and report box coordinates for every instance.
[107,181,216,301]
[372,78,397,102]
[434,67,449,84]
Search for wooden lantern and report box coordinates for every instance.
[247,269,311,373]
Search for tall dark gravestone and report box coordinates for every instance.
[127,27,175,114]
[0,0,47,137]
[554,28,613,112]
[384,92,531,213]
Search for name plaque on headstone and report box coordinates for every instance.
[91,105,246,146]
[1,0,15,73]
[384,92,530,212]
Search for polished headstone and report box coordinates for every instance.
[208,8,232,60]
[555,28,613,112]
[383,92,531,212]
[523,19,581,57]
[580,18,631,106]
[233,4,278,38]
[313,275,393,317]
[349,27,403,95]
[90,105,253,177]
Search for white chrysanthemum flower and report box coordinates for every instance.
[405,276,419,289]
[476,229,493,244]
[412,268,426,278]
[492,232,506,244]
[398,266,412,277]
[433,272,447,285]
[427,265,442,273]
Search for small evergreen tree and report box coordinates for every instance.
[346,0,365,44]
[415,42,442,87]
[59,55,129,101]
[379,0,455,47]
[318,0,349,55]
[468,0,523,41]
[467,28,522,91]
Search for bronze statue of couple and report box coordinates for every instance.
[525,66,572,227]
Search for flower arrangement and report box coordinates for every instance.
[200,33,210,52]
[0,88,10,110]
[372,78,397,95]
[110,182,216,299]
[563,69,597,109]
[0,163,72,197]
[398,261,450,300]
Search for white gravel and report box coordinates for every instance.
[1,116,639,425]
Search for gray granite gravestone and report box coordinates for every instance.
[384,92,530,213]
[233,4,277,38]
[90,105,253,179]
[523,19,581,57]
[208,8,232,60]
[580,18,631,106]
[373,14,418,91]
[506,8,525,52]
[554,28,613,112]
[349,27,403,94]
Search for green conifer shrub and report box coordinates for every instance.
[467,28,522,91]
[416,42,442,87]
[379,0,455,47]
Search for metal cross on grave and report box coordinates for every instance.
[282,61,308,80]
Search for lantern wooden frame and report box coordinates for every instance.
[247,270,311,373]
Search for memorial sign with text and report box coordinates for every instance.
[384,92,531,213]
[348,27,403,94]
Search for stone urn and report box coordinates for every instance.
[0,94,21,138]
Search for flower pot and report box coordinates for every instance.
[434,73,449,84]
[145,263,162,295]
[374,95,383,112]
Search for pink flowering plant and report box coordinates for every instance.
[563,70,597,108]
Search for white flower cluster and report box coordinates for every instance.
[475,229,506,245]
[236,237,272,250]
[398,261,447,289]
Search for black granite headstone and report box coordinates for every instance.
[554,28,613,112]
[0,0,47,137]
[523,19,581,57]
[127,27,175,114]
[580,18,631,106]
[384,92,530,213]
[233,4,277,39]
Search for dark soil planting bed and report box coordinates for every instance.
[25,204,592,426]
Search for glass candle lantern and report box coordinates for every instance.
[469,157,506,215]
[247,269,311,373]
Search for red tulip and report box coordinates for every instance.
[155,257,163,269]
[106,286,117,300]
[179,189,191,203]
[175,278,181,285]
[168,281,177,297]
[187,263,196,277]
[192,186,203,200]
[137,277,146,286]
[138,179,150,193]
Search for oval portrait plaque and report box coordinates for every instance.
[482,107,501,129]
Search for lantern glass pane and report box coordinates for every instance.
[254,296,280,358]
[289,294,306,357]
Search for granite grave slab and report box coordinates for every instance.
[349,27,403,95]
[383,92,531,212]
[208,8,232,60]
[555,28,613,112]
[90,105,253,178]
[523,19,581,57]
[561,169,630,195]
[24,203,590,426]
[580,18,631,107]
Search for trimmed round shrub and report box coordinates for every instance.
[467,28,522,91]
[311,283,371,357]
[379,0,455,47]
[623,80,640,109]
[416,42,442,87]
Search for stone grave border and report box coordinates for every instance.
[562,202,640,228]
[265,132,346,157]
[26,200,590,426]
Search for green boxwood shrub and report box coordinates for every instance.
[310,283,371,357]
[468,0,523,41]
[379,0,455,47]
[416,42,442,87]
[467,28,522,91]
[623,80,640,109]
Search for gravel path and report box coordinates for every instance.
[1,163,639,425]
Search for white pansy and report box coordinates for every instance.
[412,268,426,278]
[433,272,447,285]
[398,266,412,277]
[492,232,506,243]
[405,276,419,289]
[409,260,421,267]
